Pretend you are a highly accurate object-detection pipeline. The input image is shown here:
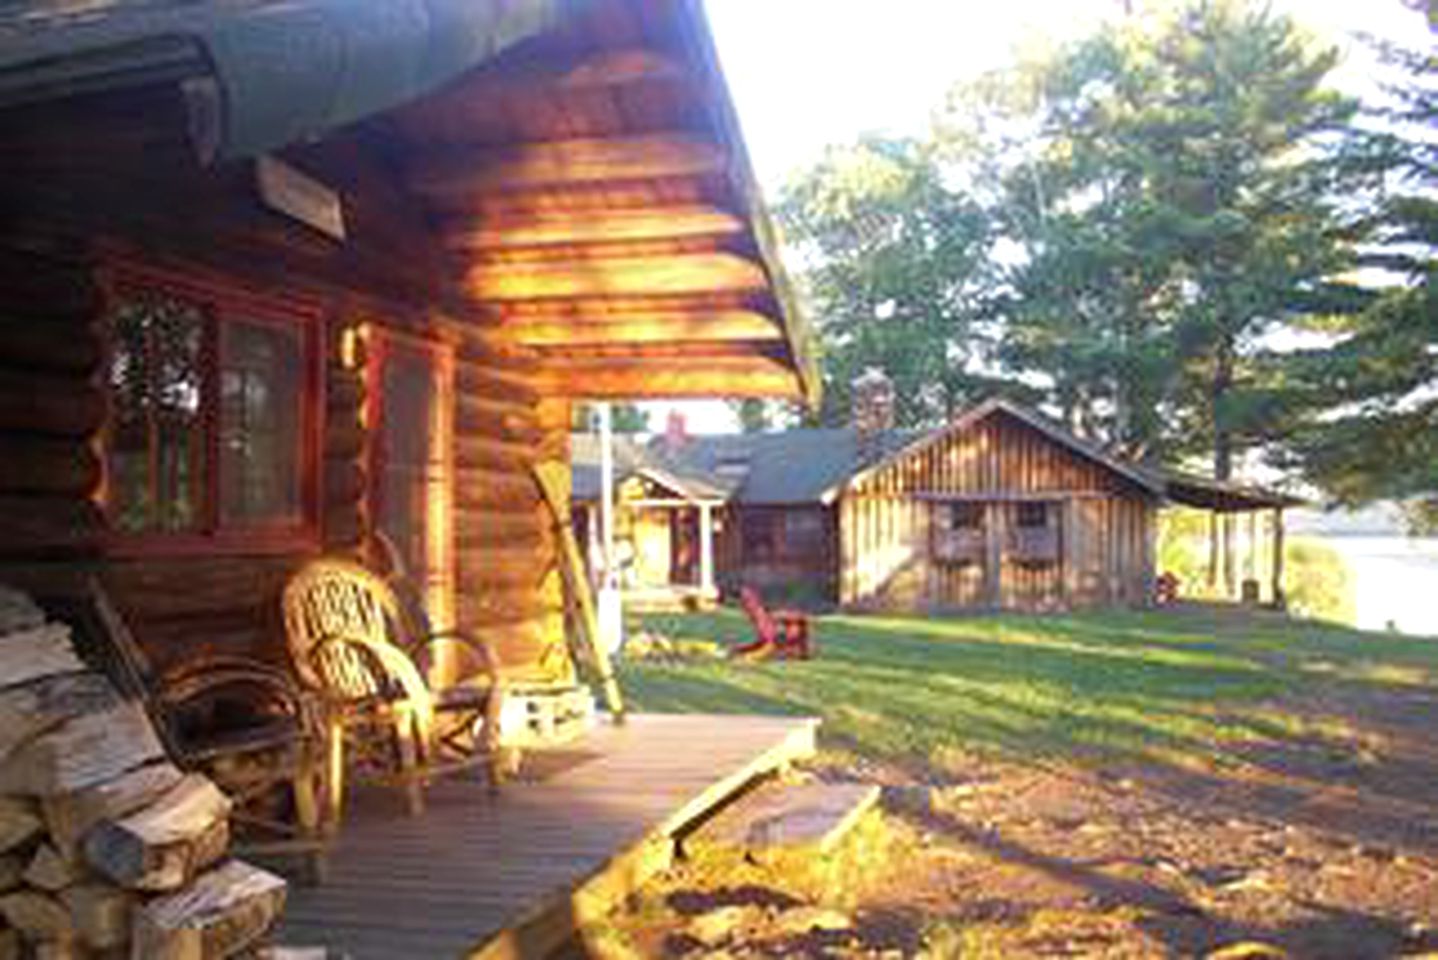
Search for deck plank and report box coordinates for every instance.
[277,713,817,958]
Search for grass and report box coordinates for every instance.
[619,606,1438,773]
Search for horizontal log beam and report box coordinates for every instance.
[465,253,768,302]
[507,309,782,347]
[533,357,803,400]
[409,134,727,195]
[443,205,745,251]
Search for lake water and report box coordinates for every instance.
[1318,536,1438,637]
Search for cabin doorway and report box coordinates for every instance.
[670,508,700,586]
[369,331,455,628]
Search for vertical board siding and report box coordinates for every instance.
[842,412,1157,613]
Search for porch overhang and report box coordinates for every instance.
[1160,471,1306,513]
[1,0,820,409]
[383,0,819,408]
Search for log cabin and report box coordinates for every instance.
[0,3,828,952]
[574,378,1299,613]
[0,0,816,677]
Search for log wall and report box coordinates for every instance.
[840,412,1157,613]
[0,83,566,677]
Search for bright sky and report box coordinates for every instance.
[645,0,1430,434]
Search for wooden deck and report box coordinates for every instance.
[277,713,819,959]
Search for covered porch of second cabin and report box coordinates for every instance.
[1158,473,1306,608]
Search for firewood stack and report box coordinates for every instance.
[0,585,287,959]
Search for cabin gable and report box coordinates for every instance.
[839,406,1160,613]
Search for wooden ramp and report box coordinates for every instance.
[277,713,818,959]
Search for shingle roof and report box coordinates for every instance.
[570,398,1299,511]
[0,0,574,159]
[570,428,917,506]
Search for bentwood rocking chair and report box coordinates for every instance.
[281,558,506,821]
[56,579,332,881]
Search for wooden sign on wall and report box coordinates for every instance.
[255,156,346,241]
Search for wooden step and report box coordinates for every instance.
[688,782,880,858]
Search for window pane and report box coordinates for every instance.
[220,319,303,525]
[1016,502,1048,528]
[378,352,437,580]
[108,294,206,533]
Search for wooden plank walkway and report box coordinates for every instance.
[277,713,819,959]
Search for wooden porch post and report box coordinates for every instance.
[698,502,715,593]
[1271,507,1286,609]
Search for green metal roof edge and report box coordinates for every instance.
[675,0,822,411]
[0,0,584,160]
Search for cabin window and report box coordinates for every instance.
[1016,502,1050,529]
[742,512,778,563]
[104,269,317,549]
[780,510,825,557]
[949,503,984,531]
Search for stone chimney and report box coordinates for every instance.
[852,367,895,443]
[663,409,689,455]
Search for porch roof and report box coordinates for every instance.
[1154,470,1306,513]
[0,0,819,406]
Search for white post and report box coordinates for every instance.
[698,502,715,594]
[595,403,624,657]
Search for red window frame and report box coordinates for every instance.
[99,257,325,557]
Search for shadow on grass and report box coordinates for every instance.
[624,606,1438,851]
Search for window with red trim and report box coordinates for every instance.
[104,268,319,550]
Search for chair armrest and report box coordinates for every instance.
[310,634,437,746]
[410,630,502,684]
[157,656,310,717]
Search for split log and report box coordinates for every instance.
[0,623,86,693]
[0,701,164,796]
[0,798,42,854]
[60,883,132,951]
[84,775,230,892]
[23,844,78,892]
[42,763,183,859]
[0,497,104,555]
[0,890,74,942]
[0,438,102,498]
[0,855,23,892]
[131,860,286,960]
[0,585,46,633]
[0,371,105,438]
[0,673,118,764]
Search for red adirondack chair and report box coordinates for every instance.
[733,587,813,660]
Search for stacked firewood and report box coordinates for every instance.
[0,585,287,958]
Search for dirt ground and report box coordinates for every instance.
[593,680,1438,958]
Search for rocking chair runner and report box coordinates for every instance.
[281,558,506,821]
[51,579,332,880]
[734,587,814,660]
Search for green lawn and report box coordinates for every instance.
[619,607,1438,772]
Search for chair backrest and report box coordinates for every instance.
[282,558,406,702]
[739,587,776,644]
